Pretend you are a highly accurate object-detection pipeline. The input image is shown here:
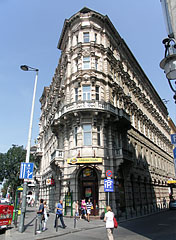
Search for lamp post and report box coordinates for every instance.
[18,65,39,233]
[160,38,176,102]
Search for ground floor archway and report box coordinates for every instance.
[78,167,99,215]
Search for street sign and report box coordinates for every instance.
[104,179,114,192]
[106,170,112,178]
[173,147,176,159]
[171,134,176,145]
[19,162,34,179]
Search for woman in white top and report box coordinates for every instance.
[104,206,114,240]
[43,201,48,231]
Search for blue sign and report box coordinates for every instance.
[20,162,34,179]
[173,148,176,159]
[171,134,176,145]
[104,179,114,192]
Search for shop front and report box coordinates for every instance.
[67,158,102,216]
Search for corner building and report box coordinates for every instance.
[37,8,175,218]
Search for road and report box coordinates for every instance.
[56,210,176,240]
[1,210,176,239]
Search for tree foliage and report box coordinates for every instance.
[0,145,37,200]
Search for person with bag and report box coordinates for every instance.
[104,206,115,240]
[37,199,44,234]
[54,200,66,229]
[43,201,48,231]
[86,198,93,222]
[80,199,87,220]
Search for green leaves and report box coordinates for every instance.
[0,145,35,200]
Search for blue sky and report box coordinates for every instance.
[0,0,175,153]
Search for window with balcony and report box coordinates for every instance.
[74,127,78,146]
[83,56,90,69]
[83,124,92,145]
[96,86,99,100]
[83,32,89,43]
[83,85,91,100]
[75,88,78,101]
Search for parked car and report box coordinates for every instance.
[0,198,9,204]
[169,199,176,209]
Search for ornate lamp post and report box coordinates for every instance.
[18,65,39,233]
[160,38,176,102]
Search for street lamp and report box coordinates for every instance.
[160,38,176,102]
[18,65,39,233]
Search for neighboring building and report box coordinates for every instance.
[168,117,176,185]
[37,7,175,218]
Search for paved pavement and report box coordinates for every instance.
[4,207,105,240]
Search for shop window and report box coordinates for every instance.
[83,124,92,145]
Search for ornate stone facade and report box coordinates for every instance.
[37,7,175,218]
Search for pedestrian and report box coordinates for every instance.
[75,200,79,218]
[86,198,93,222]
[37,199,44,234]
[163,197,166,208]
[43,201,48,231]
[54,200,66,229]
[104,206,114,240]
[31,198,34,207]
[27,198,31,207]
[80,199,87,220]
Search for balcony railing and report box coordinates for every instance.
[50,149,64,166]
[53,100,130,123]
[61,100,118,115]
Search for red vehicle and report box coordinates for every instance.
[0,204,14,230]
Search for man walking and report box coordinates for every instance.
[54,200,66,228]
[37,199,44,233]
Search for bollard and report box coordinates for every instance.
[74,214,76,228]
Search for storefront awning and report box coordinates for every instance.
[67,158,102,164]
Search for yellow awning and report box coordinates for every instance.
[167,180,176,184]
[67,158,102,164]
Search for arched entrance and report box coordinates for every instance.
[78,167,98,215]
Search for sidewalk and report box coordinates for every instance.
[5,207,105,240]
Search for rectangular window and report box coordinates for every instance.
[76,35,78,44]
[83,85,91,100]
[95,59,98,70]
[96,86,99,100]
[74,127,78,146]
[83,56,90,69]
[83,124,92,145]
[75,88,78,101]
[97,126,101,146]
[75,59,78,71]
[95,33,97,43]
[83,32,89,43]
